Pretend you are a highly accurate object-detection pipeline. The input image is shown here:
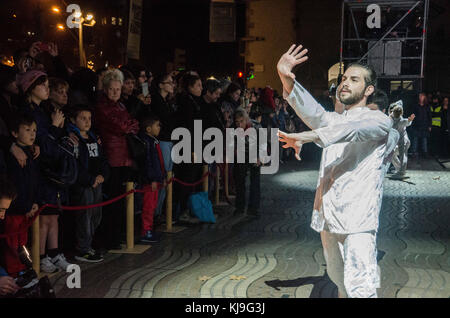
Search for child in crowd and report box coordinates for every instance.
[231,109,263,218]
[68,105,110,262]
[138,116,166,243]
[48,77,69,111]
[2,114,39,276]
[18,70,73,273]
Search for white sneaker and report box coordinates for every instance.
[40,256,59,273]
[51,253,72,271]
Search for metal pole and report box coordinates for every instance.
[349,7,363,52]
[420,0,430,80]
[78,21,84,67]
[357,1,422,63]
[340,0,345,75]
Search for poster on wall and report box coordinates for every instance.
[127,0,143,60]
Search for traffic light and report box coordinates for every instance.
[245,62,255,81]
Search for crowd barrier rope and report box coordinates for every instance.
[0,163,234,274]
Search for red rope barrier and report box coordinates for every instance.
[0,169,213,238]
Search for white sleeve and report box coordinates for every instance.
[314,113,393,148]
[283,80,340,130]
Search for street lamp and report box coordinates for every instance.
[70,12,96,67]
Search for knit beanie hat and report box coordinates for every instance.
[18,70,47,94]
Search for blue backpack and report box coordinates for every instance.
[188,192,215,223]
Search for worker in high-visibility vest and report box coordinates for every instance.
[430,96,443,157]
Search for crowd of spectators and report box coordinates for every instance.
[0,41,307,291]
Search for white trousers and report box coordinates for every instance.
[392,136,410,174]
[321,230,379,298]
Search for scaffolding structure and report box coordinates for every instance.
[339,0,430,93]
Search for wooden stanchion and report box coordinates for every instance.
[203,165,209,192]
[32,216,40,275]
[126,181,134,250]
[214,167,220,205]
[109,182,150,254]
[160,171,185,233]
[166,171,173,232]
[224,163,229,197]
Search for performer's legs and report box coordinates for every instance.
[342,232,378,298]
[320,231,348,297]
[400,138,411,174]
[397,139,406,175]
[391,147,401,173]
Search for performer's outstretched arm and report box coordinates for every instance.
[314,114,392,148]
[277,44,339,130]
[279,114,392,159]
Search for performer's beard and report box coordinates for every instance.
[338,87,365,108]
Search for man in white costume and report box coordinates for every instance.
[388,101,415,179]
[277,44,392,298]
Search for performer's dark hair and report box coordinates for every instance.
[205,78,221,94]
[368,89,389,111]
[346,63,377,89]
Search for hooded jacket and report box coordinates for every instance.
[67,123,110,192]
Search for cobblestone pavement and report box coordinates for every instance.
[54,158,450,298]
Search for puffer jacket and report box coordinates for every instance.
[94,93,139,168]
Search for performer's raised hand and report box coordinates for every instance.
[408,114,415,122]
[278,130,303,161]
[277,44,309,94]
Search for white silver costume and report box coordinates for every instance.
[383,128,400,175]
[389,101,411,175]
[284,81,392,298]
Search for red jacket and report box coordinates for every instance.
[95,94,139,168]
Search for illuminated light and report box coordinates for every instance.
[86,13,94,21]
[74,11,82,18]
[13,14,17,18]
[57,24,65,30]
[52,7,60,13]
[238,71,243,78]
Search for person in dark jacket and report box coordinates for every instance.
[231,109,263,217]
[137,116,165,243]
[18,70,73,273]
[2,114,39,276]
[220,82,241,128]
[120,68,146,120]
[442,97,449,158]
[68,105,110,263]
[95,69,139,250]
[409,93,432,159]
[200,78,225,199]
[0,65,39,171]
[173,73,203,223]
[148,73,176,218]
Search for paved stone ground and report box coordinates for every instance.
[53,157,450,298]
